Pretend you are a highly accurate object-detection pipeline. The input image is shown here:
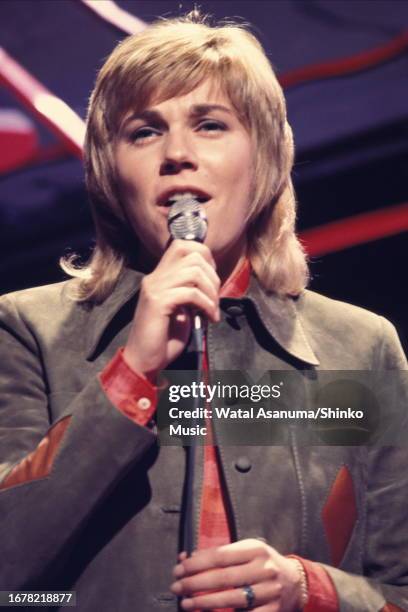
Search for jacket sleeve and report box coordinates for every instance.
[0,294,157,590]
[303,316,408,612]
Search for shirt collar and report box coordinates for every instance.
[219,257,251,299]
[85,262,319,366]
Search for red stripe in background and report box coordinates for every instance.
[279,30,408,88]
[300,202,408,257]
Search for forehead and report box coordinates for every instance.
[116,77,250,136]
[129,78,232,118]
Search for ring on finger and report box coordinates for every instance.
[240,584,255,610]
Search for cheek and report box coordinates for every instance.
[115,148,151,198]
[224,141,253,190]
[116,171,155,230]
[225,156,254,210]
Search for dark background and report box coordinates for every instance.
[0,0,407,351]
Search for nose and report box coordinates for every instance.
[159,129,198,175]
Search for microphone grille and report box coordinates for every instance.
[168,197,208,242]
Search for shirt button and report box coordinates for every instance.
[138,397,151,410]
[226,304,244,317]
[235,457,252,473]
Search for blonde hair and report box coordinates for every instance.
[62,11,308,302]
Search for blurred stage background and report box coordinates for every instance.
[0,0,407,350]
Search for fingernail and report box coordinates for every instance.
[173,564,185,578]
[170,581,182,594]
[181,599,193,610]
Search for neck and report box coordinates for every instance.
[215,237,247,285]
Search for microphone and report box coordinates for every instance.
[168,196,208,557]
[168,197,208,338]
[167,196,207,242]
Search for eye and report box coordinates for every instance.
[197,120,226,132]
[129,126,160,143]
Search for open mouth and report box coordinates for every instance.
[158,190,212,207]
[165,196,210,207]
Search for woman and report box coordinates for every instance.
[0,12,407,612]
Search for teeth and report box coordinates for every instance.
[166,192,205,205]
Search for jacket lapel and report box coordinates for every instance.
[85,268,143,360]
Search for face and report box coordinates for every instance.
[114,79,254,279]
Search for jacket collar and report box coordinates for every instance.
[245,276,319,366]
[85,267,144,359]
[219,258,319,366]
[85,264,319,366]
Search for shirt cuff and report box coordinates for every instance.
[288,555,339,611]
[99,348,157,427]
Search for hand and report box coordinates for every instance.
[124,240,221,378]
[170,539,303,611]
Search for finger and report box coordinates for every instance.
[173,308,189,325]
[168,308,192,348]
[174,540,269,577]
[159,253,220,297]
[164,239,216,269]
[147,254,221,305]
[173,266,220,305]
[173,551,199,584]
[179,581,281,610]
[171,560,262,595]
[182,252,221,288]
[169,287,220,322]
[164,287,219,323]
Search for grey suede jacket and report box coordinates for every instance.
[0,268,407,612]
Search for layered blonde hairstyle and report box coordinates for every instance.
[62,11,308,302]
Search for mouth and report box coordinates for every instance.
[157,189,212,208]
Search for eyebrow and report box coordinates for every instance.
[122,104,233,129]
